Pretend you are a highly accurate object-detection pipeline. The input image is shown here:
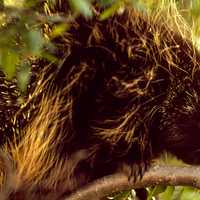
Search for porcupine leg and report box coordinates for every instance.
[118,161,150,200]
[120,160,150,183]
[118,141,152,183]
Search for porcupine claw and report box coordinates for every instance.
[120,161,150,183]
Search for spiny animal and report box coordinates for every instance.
[1,1,200,199]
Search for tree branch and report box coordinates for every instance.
[64,164,200,200]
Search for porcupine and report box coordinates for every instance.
[1,1,200,199]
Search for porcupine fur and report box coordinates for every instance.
[1,1,200,199]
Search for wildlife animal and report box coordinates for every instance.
[0,1,200,199]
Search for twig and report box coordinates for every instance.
[64,164,200,200]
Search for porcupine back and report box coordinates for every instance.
[1,2,200,199]
[52,2,200,171]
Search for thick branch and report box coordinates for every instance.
[64,165,200,200]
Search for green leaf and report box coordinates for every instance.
[41,52,58,63]
[159,186,175,200]
[100,0,115,6]
[51,24,69,38]
[179,187,200,200]
[69,0,93,17]
[147,185,167,200]
[1,49,19,79]
[26,30,44,56]
[17,62,31,93]
[190,0,200,19]
[99,0,124,21]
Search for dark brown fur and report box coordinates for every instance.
[1,2,200,199]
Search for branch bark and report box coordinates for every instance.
[64,164,200,200]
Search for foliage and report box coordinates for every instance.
[1,0,200,199]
